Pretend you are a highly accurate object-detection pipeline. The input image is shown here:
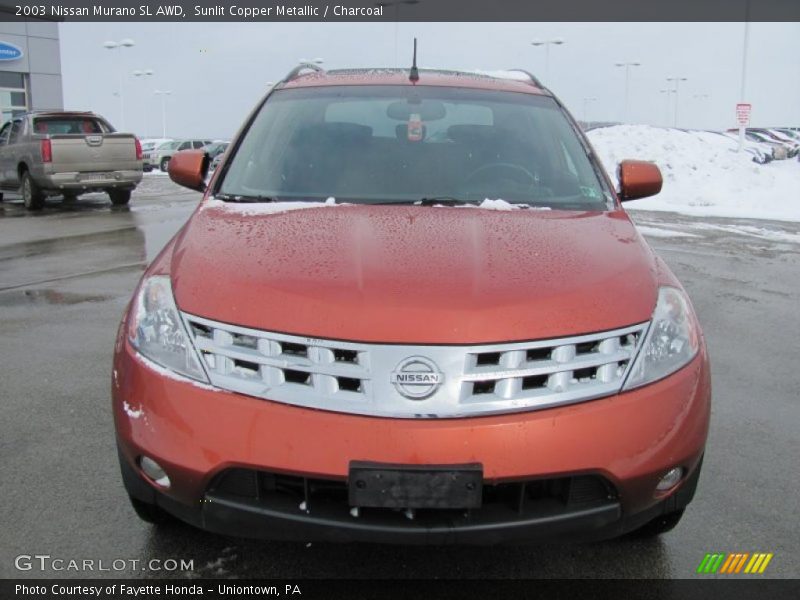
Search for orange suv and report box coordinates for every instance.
[113,66,710,543]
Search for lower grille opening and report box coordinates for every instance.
[233,358,260,377]
[333,349,359,364]
[208,468,617,526]
[521,374,548,390]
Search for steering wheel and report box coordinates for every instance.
[465,162,537,187]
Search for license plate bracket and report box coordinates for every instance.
[348,461,483,509]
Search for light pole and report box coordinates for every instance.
[666,76,688,128]
[582,97,597,124]
[614,61,641,123]
[153,90,171,139]
[530,39,565,85]
[132,69,154,137]
[738,0,751,152]
[103,39,135,130]
[660,89,676,127]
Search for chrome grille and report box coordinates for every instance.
[182,312,648,419]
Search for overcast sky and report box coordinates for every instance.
[60,22,800,139]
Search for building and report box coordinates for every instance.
[0,19,63,123]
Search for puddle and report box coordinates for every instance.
[0,289,112,307]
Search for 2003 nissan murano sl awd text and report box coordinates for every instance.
[113,64,710,544]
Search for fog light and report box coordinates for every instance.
[140,456,171,488]
[656,467,683,492]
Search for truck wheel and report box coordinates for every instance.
[128,495,171,525]
[109,189,131,206]
[632,508,685,538]
[160,157,170,172]
[62,192,79,203]
[21,172,45,211]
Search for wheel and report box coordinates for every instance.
[633,508,685,538]
[128,495,171,525]
[109,189,131,206]
[21,171,45,211]
[142,165,152,173]
[160,157,170,172]
[62,192,79,203]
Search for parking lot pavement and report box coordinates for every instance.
[1,178,798,579]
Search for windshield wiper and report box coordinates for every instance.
[214,193,276,203]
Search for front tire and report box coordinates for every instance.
[109,189,131,206]
[160,157,170,172]
[62,192,79,203]
[21,171,45,211]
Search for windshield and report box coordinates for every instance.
[219,85,610,209]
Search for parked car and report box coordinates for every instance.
[143,138,212,172]
[115,66,710,544]
[201,141,229,160]
[0,111,142,210]
[719,132,773,164]
[744,130,791,159]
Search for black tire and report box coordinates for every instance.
[109,189,131,206]
[633,508,685,538]
[128,495,171,525]
[62,192,79,203]
[160,157,170,172]
[21,171,45,211]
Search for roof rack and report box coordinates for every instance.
[281,62,325,84]
[504,69,544,88]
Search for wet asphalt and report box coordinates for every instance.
[0,175,798,580]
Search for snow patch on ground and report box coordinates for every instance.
[587,125,800,222]
[204,197,339,215]
[634,225,701,239]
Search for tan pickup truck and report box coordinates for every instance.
[0,111,143,210]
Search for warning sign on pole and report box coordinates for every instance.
[736,103,752,126]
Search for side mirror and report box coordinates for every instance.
[618,160,662,201]
[168,149,209,192]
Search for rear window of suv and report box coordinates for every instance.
[219,85,611,209]
[32,117,109,135]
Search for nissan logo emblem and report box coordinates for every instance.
[390,356,443,400]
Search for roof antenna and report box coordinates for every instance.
[409,38,419,82]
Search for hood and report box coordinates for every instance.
[171,203,658,344]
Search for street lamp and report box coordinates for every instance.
[132,69,154,137]
[103,39,135,130]
[530,38,565,85]
[582,97,598,124]
[153,90,172,139]
[666,76,688,127]
[614,61,641,123]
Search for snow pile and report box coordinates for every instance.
[587,125,800,222]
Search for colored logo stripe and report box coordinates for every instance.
[697,552,773,574]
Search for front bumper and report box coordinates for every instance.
[114,338,710,543]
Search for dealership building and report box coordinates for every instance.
[0,19,63,123]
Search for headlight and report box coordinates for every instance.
[623,286,700,390]
[128,275,208,382]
